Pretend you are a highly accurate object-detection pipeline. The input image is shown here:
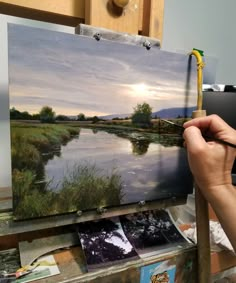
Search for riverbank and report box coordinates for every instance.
[56,117,188,135]
[11,122,124,219]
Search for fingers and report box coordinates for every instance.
[183,126,207,153]
[184,115,236,141]
[184,115,228,132]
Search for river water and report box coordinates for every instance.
[44,128,192,204]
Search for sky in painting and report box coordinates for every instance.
[8,23,197,117]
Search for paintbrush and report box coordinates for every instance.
[161,119,236,149]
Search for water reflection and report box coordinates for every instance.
[130,138,150,156]
[92,128,98,134]
[44,127,192,204]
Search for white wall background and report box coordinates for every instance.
[162,0,235,85]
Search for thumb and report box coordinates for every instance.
[183,126,207,152]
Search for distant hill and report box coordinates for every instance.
[99,113,131,120]
[152,106,196,118]
[100,106,196,120]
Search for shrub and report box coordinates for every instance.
[55,163,123,212]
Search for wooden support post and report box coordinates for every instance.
[192,110,211,283]
[191,49,211,282]
[85,0,140,34]
[141,0,164,42]
[195,178,211,283]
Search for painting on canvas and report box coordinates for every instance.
[7,23,197,219]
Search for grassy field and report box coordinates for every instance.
[11,122,79,173]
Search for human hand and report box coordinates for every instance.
[183,115,236,198]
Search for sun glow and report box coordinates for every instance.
[130,83,149,96]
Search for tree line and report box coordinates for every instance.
[10,106,102,123]
[10,102,153,126]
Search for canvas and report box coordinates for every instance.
[5,20,197,220]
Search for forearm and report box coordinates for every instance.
[203,184,236,252]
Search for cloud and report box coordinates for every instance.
[8,24,197,116]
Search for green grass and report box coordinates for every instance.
[53,164,123,213]
[13,164,123,219]
[12,169,55,217]
[11,122,79,169]
[11,122,79,152]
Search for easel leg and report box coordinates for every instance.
[195,184,211,282]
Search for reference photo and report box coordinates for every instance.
[77,218,139,271]
[120,209,189,257]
